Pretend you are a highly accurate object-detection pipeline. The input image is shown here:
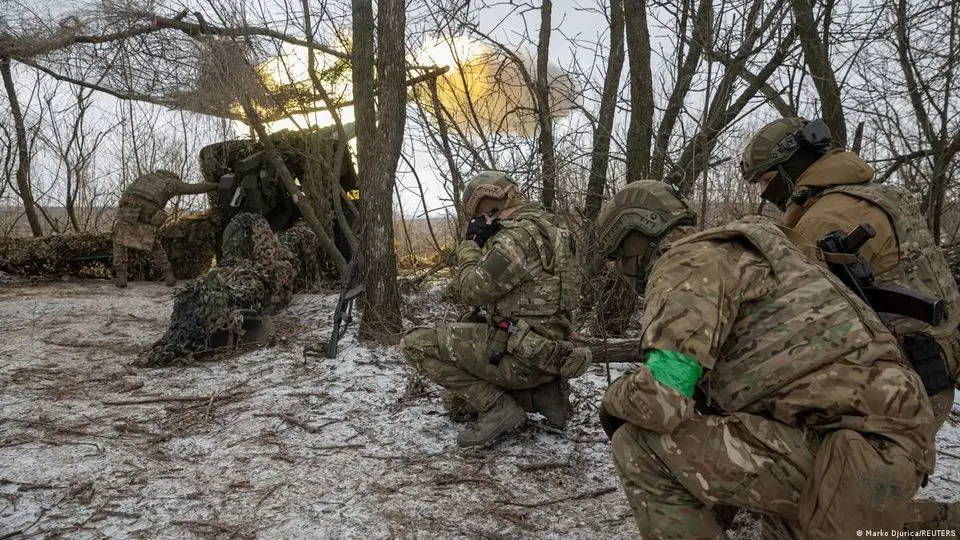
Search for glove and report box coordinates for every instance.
[465,216,501,248]
[599,406,625,440]
[558,346,592,378]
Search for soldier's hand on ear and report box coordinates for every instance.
[465,216,501,248]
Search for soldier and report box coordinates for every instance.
[596,180,935,538]
[113,170,218,288]
[400,171,592,447]
[740,117,959,448]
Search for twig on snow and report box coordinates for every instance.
[308,443,364,451]
[938,450,960,460]
[517,461,569,472]
[253,413,339,434]
[496,486,617,508]
[102,392,247,405]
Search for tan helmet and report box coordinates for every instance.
[739,117,808,184]
[462,171,523,216]
[596,180,698,259]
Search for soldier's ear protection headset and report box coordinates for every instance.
[757,119,833,211]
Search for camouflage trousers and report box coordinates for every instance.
[930,388,958,474]
[400,323,555,412]
[611,413,922,540]
[112,224,171,273]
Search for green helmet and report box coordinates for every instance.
[462,171,523,216]
[739,117,808,184]
[596,180,698,259]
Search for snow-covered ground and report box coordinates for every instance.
[0,279,957,538]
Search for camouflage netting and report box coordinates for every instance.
[0,232,114,279]
[0,211,220,281]
[139,213,324,367]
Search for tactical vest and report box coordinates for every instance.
[819,183,960,377]
[123,172,172,208]
[492,208,581,319]
[672,217,896,412]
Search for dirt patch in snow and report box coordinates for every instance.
[0,280,957,538]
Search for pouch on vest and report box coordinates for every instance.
[902,333,951,396]
[799,429,917,537]
[505,319,585,376]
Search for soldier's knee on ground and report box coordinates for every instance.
[399,327,440,367]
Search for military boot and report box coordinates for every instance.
[512,378,572,428]
[115,267,128,288]
[456,394,527,447]
[442,390,478,422]
[163,268,176,287]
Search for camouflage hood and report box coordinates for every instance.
[797,149,874,188]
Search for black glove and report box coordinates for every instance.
[465,216,501,248]
[599,406,625,440]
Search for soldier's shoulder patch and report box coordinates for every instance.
[478,246,513,280]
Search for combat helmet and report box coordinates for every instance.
[597,180,698,288]
[462,171,524,216]
[739,118,808,184]
[739,117,833,210]
[596,180,698,259]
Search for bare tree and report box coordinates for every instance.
[535,0,557,210]
[584,0,625,222]
[623,0,654,181]
[352,0,406,341]
[1,56,43,236]
[792,0,848,145]
[41,85,114,232]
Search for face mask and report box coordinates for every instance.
[613,234,661,294]
[760,169,795,211]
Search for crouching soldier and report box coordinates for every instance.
[401,171,592,447]
[596,180,935,538]
[113,170,217,287]
[740,117,960,449]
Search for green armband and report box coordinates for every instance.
[644,349,703,398]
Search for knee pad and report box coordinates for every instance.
[399,327,439,364]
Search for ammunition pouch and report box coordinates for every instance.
[902,333,951,396]
[504,319,591,377]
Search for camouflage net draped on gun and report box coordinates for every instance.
[138,213,323,367]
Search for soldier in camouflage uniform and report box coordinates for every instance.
[113,170,218,288]
[741,117,960,453]
[400,171,592,447]
[596,180,935,539]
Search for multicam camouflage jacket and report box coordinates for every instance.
[119,171,217,218]
[454,202,580,339]
[602,215,935,474]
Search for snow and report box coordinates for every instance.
[0,280,957,538]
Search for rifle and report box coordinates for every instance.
[817,223,945,326]
[326,226,365,359]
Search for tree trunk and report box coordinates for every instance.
[353,0,405,344]
[623,1,654,181]
[581,0,627,333]
[536,0,557,211]
[1,56,42,237]
[792,0,847,146]
[650,0,713,180]
[585,0,625,223]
